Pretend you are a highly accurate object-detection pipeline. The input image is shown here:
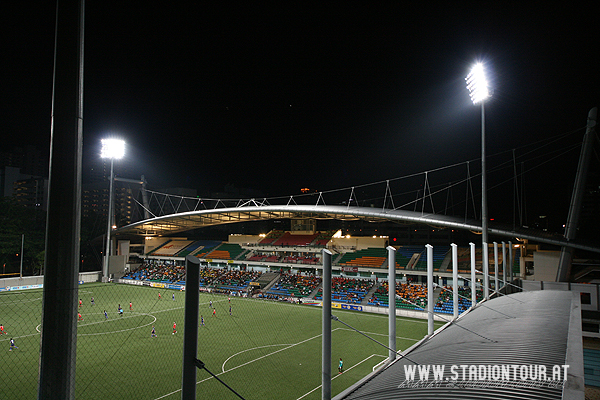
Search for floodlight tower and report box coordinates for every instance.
[466,63,490,291]
[101,138,125,281]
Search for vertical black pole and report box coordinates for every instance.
[322,249,332,400]
[182,255,200,399]
[38,0,84,398]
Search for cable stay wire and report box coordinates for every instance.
[458,274,526,304]
[395,295,496,343]
[474,269,528,294]
[432,283,514,319]
[330,314,419,365]
[129,124,587,223]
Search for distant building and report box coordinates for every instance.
[0,145,48,177]
[82,182,135,226]
[0,146,49,201]
[14,177,48,210]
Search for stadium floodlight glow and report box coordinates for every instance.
[465,63,489,104]
[100,138,125,160]
[102,138,126,281]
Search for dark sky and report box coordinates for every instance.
[3,3,598,228]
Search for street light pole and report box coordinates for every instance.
[466,63,490,284]
[103,158,115,281]
[101,138,125,281]
[481,100,488,246]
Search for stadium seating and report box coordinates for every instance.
[151,240,194,257]
[259,230,284,245]
[213,270,262,291]
[368,282,428,310]
[192,241,221,258]
[123,262,186,283]
[205,243,246,260]
[146,240,172,256]
[396,246,450,271]
[433,286,483,314]
[272,232,319,246]
[338,247,387,268]
[269,273,321,297]
[315,277,375,304]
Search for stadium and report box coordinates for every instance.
[2,198,596,398]
[3,2,599,399]
[3,112,599,399]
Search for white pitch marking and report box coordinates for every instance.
[296,354,386,400]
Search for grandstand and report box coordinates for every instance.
[149,240,193,257]
[272,231,319,246]
[432,287,484,314]
[338,247,387,268]
[205,243,246,260]
[132,233,520,306]
[368,282,428,310]
[315,276,375,304]
[123,232,526,318]
[258,230,284,245]
[267,273,322,298]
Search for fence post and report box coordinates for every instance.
[387,246,396,360]
[181,255,200,399]
[426,244,434,336]
[451,244,458,318]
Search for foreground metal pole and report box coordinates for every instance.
[387,246,396,360]
[322,249,332,400]
[426,244,434,336]
[38,0,84,398]
[494,242,499,295]
[182,255,200,399]
[502,241,507,286]
[557,107,597,281]
[508,241,513,282]
[451,244,458,318]
[481,102,489,266]
[482,242,489,300]
[470,242,476,307]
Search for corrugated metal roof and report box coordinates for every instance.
[335,290,583,400]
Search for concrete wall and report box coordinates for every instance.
[0,271,101,290]
[228,234,262,245]
[330,236,388,251]
[532,251,560,281]
[108,255,127,277]
[522,280,598,312]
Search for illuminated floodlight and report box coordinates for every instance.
[100,138,125,159]
[465,63,489,104]
[101,137,125,281]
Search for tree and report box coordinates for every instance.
[0,197,46,275]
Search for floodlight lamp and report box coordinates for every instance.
[100,138,125,160]
[465,63,489,104]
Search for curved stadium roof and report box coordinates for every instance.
[116,205,600,254]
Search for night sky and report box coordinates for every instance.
[4,3,598,229]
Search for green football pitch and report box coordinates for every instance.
[1,282,442,399]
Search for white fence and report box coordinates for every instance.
[0,271,101,292]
